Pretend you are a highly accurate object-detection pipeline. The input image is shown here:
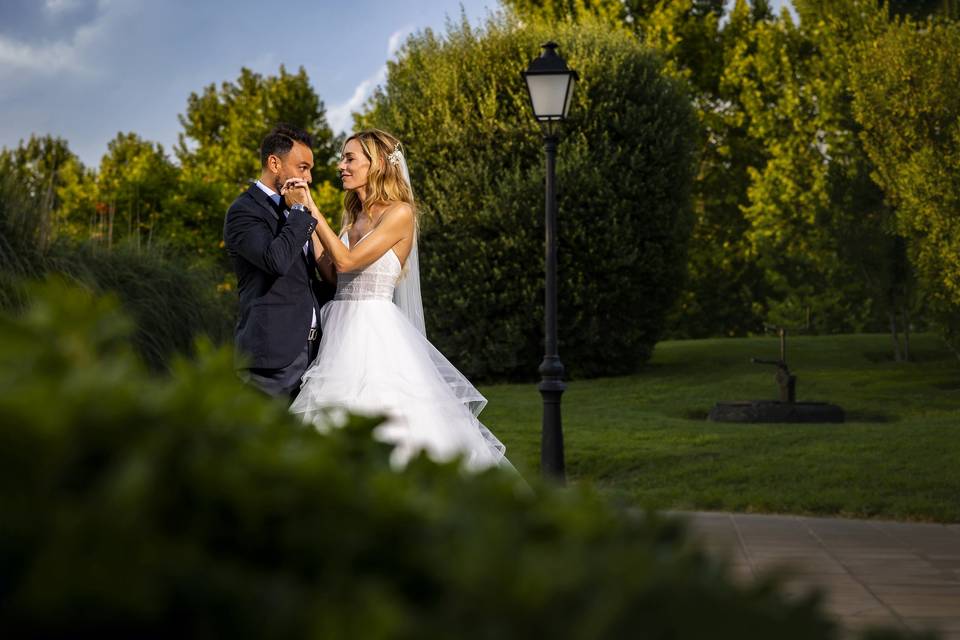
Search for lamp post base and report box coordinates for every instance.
[539,355,566,483]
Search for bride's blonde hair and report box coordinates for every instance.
[341,129,416,231]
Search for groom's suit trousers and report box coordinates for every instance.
[240,335,320,403]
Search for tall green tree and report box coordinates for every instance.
[54,157,98,242]
[0,135,78,250]
[720,0,899,335]
[639,1,777,338]
[851,16,960,355]
[92,133,178,251]
[173,65,339,257]
[654,0,774,337]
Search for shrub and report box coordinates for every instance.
[0,281,926,639]
[0,174,233,369]
[361,15,698,380]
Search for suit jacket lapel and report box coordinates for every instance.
[247,184,281,222]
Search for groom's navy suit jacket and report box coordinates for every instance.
[224,184,334,371]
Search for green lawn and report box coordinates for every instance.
[478,333,960,522]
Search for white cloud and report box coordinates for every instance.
[387,25,413,57]
[326,26,414,134]
[327,67,385,134]
[0,35,85,74]
[44,0,85,14]
[0,0,117,81]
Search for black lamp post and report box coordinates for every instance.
[522,42,578,483]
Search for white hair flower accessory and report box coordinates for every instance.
[387,143,403,168]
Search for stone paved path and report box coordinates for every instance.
[679,512,960,638]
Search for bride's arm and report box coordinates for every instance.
[292,179,412,272]
[310,229,337,283]
[308,200,413,274]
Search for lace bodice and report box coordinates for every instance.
[334,232,401,301]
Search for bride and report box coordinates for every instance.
[287,129,512,472]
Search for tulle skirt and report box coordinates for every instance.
[289,299,510,472]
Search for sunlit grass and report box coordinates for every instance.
[480,333,960,522]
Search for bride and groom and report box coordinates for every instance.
[224,124,510,472]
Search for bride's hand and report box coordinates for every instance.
[304,185,326,224]
[303,184,317,210]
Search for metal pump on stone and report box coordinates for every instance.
[709,326,845,424]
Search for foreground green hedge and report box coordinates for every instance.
[0,282,928,639]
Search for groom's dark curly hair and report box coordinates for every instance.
[260,124,314,167]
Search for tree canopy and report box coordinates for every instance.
[851,16,960,351]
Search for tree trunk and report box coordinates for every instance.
[889,312,903,362]
[41,173,55,250]
[135,184,141,253]
[901,306,911,362]
[136,199,141,253]
[108,201,115,249]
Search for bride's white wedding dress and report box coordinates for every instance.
[290,231,511,472]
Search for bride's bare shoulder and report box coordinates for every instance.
[383,201,413,218]
[380,202,414,229]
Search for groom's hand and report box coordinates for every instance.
[282,178,324,224]
[281,178,309,207]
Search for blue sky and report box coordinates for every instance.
[0,0,792,167]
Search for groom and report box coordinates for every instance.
[223,123,334,402]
